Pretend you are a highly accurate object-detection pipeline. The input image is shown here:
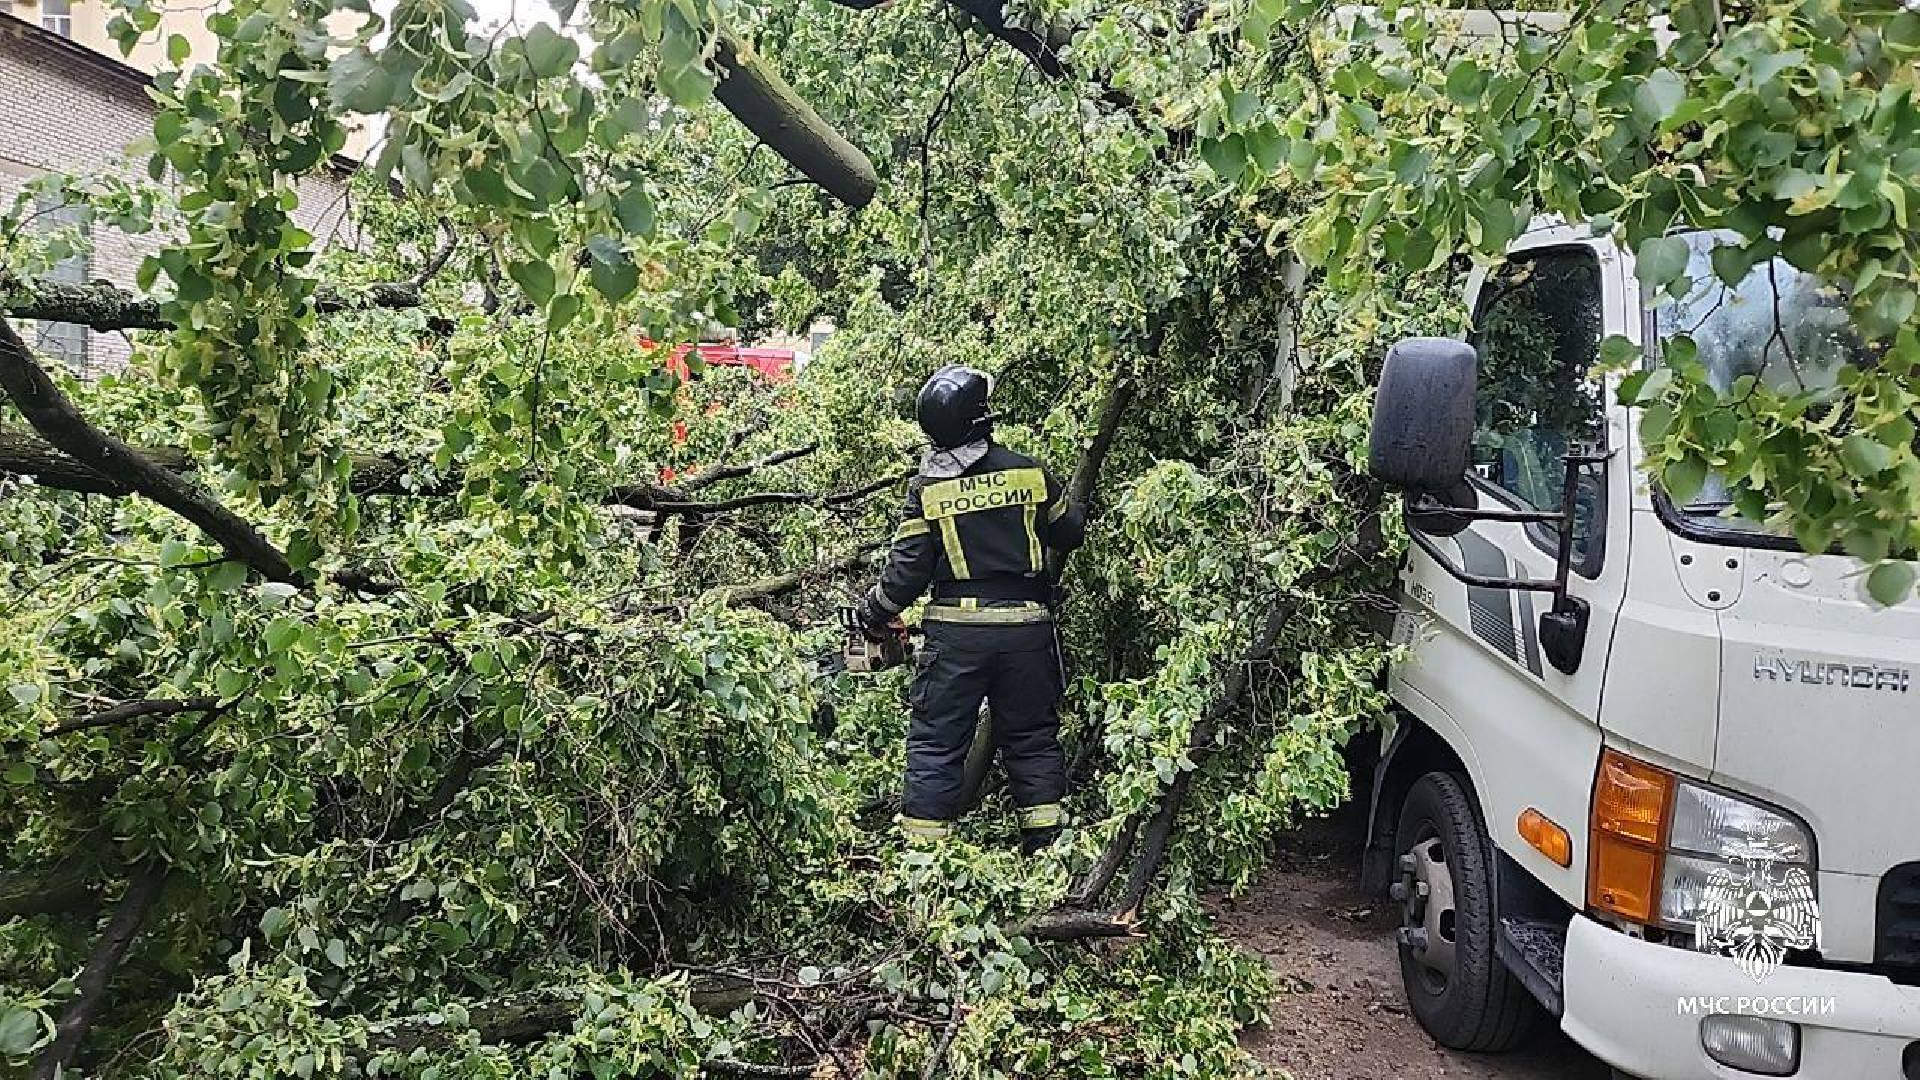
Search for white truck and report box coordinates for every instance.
[1360,221,1920,1079]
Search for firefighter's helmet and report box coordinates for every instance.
[916,365,995,449]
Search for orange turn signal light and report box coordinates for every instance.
[1518,808,1572,867]
[1588,750,1676,924]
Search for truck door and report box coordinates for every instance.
[1392,231,1633,893]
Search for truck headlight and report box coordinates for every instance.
[1589,749,1816,933]
[1662,783,1814,930]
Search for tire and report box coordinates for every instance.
[1392,770,1541,1052]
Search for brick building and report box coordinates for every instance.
[0,8,359,373]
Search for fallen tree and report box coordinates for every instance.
[0,278,423,332]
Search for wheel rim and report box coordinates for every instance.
[1395,829,1460,995]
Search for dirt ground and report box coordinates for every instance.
[1214,803,1612,1080]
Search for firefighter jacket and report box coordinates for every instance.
[863,442,1086,626]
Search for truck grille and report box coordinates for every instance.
[1877,863,1920,971]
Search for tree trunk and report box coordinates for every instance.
[32,865,170,1080]
[712,33,878,209]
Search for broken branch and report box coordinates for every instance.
[0,321,302,584]
[712,32,878,209]
[0,277,423,332]
[32,864,171,1080]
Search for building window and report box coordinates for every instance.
[42,0,73,37]
[34,195,89,370]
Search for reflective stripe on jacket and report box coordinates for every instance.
[870,442,1086,615]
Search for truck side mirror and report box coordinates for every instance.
[1367,338,1478,496]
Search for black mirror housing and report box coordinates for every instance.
[1367,337,1477,494]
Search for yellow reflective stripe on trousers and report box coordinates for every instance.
[898,816,952,839]
[1019,803,1064,829]
[895,517,930,541]
[938,516,971,578]
[1047,497,1070,523]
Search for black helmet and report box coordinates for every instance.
[915,365,994,449]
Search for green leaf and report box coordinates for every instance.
[1867,560,1915,607]
[1599,334,1641,373]
[3,761,33,785]
[0,1007,41,1056]
[613,186,656,238]
[1244,125,1283,173]
[1444,60,1484,105]
[8,684,40,707]
[328,49,394,114]
[1840,432,1895,476]
[658,60,717,108]
[1886,12,1920,52]
[1633,67,1686,126]
[325,937,348,968]
[1662,454,1708,504]
[548,292,583,330]
[1635,236,1691,290]
[1199,134,1247,183]
[204,560,248,593]
[1227,91,1261,126]
[255,582,299,607]
[509,260,556,307]
[521,23,579,79]
[260,907,291,941]
[591,256,639,302]
[167,33,190,66]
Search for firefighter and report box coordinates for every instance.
[854,365,1087,855]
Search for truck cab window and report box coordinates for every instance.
[1468,247,1606,568]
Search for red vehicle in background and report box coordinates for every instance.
[661,341,799,383]
[643,338,806,483]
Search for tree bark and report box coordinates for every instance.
[43,697,221,737]
[32,864,170,1080]
[0,278,422,332]
[0,321,302,584]
[944,0,1072,77]
[712,32,878,209]
[0,428,890,515]
[358,977,757,1057]
[1067,376,1135,510]
[0,856,101,919]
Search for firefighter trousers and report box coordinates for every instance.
[899,618,1065,837]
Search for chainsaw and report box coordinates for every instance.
[838,604,912,673]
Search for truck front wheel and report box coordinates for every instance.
[1393,771,1540,1052]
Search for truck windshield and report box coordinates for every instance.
[1653,231,1875,536]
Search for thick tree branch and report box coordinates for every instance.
[0,428,875,517]
[0,277,423,332]
[670,540,885,610]
[44,697,221,737]
[668,443,817,494]
[1068,375,1135,510]
[944,0,1072,77]
[0,855,101,920]
[32,864,170,1080]
[711,32,878,209]
[358,978,757,1058]
[0,428,430,498]
[616,469,909,517]
[0,321,302,584]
